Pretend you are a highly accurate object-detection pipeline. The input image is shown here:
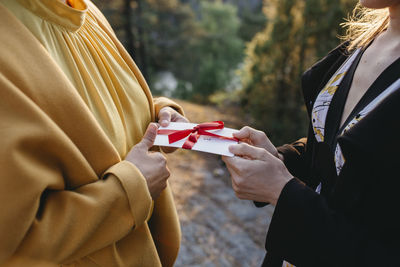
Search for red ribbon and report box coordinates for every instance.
[157,121,238,150]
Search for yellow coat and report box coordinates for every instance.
[0,2,181,266]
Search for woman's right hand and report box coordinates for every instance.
[233,126,283,160]
[125,123,170,200]
[222,143,292,205]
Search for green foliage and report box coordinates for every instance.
[134,0,246,103]
[93,0,357,143]
[139,0,200,77]
[241,0,357,145]
[186,1,244,102]
[93,0,262,103]
[238,8,267,42]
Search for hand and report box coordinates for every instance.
[125,123,170,200]
[157,106,189,153]
[158,106,188,127]
[233,126,283,161]
[222,143,293,205]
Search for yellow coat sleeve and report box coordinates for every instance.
[153,96,185,120]
[0,75,152,264]
[0,5,154,262]
[0,3,181,265]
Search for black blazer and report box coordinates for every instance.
[261,43,400,267]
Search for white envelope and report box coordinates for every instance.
[154,122,239,157]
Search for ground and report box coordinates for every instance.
[164,99,275,267]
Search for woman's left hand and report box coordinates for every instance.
[157,107,189,153]
[222,143,293,205]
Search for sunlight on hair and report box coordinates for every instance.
[340,3,389,51]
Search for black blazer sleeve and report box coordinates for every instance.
[264,44,400,266]
[266,146,400,266]
[277,138,308,180]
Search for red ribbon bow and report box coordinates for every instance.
[157,121,238,150]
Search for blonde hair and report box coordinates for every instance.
[341,3,389,51]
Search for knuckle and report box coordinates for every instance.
[244,142,252,148]
[239,143,249,150]
[236,179,244,188]
[235,192,244,200]
[165,168,171,179]
[234,176,245,187]
[258,130,267,139]
[235,187,243,195]
[260,148,269,158]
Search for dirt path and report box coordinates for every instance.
[165,100,275,267]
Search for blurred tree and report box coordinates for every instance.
[94,0,265,103]
[238,6,267,42]
[241,0,357,145]
[185,1,244,102]
[179,0,265,42]
[128,0,245,103]
[137,0,198,82]
[123,0,135,58]
[93,0,261,102]
[92,0,199,82]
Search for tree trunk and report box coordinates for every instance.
[135,0,149,79]
[124,0,135,59]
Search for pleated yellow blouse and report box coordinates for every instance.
[0,0,181,266]
[2,0,151,158]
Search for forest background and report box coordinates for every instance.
[94,0,357,145]
[92,0,359,265]
[93,0,357,145]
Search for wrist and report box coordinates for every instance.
[270,171,293,206]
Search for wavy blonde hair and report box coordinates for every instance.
[341,3,389,51]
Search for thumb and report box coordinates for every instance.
[158,107,172,127]
[138,123,158,150]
